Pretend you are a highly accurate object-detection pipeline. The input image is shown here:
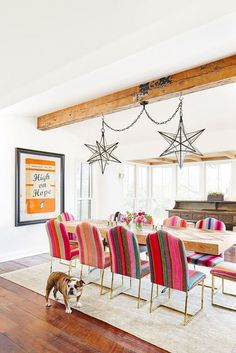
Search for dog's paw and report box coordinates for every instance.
[65,307,72,314]
[76,302,82,308]
[45,302,51,307]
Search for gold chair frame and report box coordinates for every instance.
[211,275,236,311]
[150,280,205,325]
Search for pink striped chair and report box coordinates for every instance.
[46,219,79,275]
[210,261,236,311]
[57,212,77,241]
[146,230,206,325]
[163,215,187,228]
[187,217,225,269]
[196,217,226,231]
[107,226,150,308]
[76,222,111,294]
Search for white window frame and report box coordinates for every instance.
[76,161,93,220]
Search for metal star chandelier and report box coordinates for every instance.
[85,119,121,174]
[158,96,205,168]
[85,94,205,173]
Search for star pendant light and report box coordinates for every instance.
[158,96,205,168]
[85,119,121,174]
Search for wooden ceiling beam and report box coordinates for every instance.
[37,55,236,130]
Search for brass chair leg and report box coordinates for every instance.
[201,280,205,309]
[211,275,215,305]
[156,284,159,296]
[168,288,171,299]
[68,261,72,276]
[110,272,114,299]
[130,277,132,288]
[80,264,84,280]
[184,292,189,326]
[122,275,124,287]
[150,283,154,313]
[50,257,53,273]
[222,278,225,294]
[100,269,105,295]
[137,279,141,308]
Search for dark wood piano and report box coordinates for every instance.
[167,200,236,230]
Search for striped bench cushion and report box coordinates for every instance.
[187,252,224,267]
[211,261,236,280]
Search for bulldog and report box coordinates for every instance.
[45,271,85,313]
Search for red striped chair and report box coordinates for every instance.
[57,212,77,241]
[107,226,150,308]
[163,215,187,228]
[146,230,206,325]
[210,261,236,311]
[46,219,79,275]
[187,217,225,269]
[76,222,111,294]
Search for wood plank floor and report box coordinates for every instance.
[0,254,167,353]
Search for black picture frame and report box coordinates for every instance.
[15,148,65,226]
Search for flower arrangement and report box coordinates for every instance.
[121,211,152,230]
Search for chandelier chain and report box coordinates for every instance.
[102,106,145,132]
[102,100,182,132]
[144,100,182,126]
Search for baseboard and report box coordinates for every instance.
[0,247,48,263]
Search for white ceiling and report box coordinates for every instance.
[0,1,236,159]
[0,0,236,110]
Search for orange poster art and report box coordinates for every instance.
[25,158,56,214]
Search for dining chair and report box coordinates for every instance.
[45,219,79,275]
[163,215,187,228]
[146,230,206,325]
[187,217,225,270]
[196,217,226,231]
[76,222,111,294]
[210,261,236,311]
[107,225,150,308]
[57,212,77,241]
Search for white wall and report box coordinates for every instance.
[0,114,84,262]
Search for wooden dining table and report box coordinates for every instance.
[63,220,236,256]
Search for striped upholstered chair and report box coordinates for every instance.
[146,230,206,325]
[46,219,79,275]
[187,217,225,269]
[163,215,187,228]
[196,217,226,231]
[210,261,236,311]
[57,212,77,241]
[76,222,111,294]
[107,226,150,308]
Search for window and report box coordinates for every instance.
[152,166,175,221]
[123,163,150,212]
[177,164,203,200]
[206,162,231,199]
[76,162,92,220]
[136,165,149,211]
[123,163,136,211]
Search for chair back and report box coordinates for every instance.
[163,215,187,228]
[107,226,142,279]
[196,217,226,231]
[146,230,189,292]
[46,219,72,260]
[57,212,77,240]
[76,222,106,268]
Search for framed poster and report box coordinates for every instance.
[15,148,65,226]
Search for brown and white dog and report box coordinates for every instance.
[45,272,85,313]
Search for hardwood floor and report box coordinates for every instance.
[0,254,167,353]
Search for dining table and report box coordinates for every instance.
[63,220,236,256]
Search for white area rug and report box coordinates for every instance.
[1,262,236,353]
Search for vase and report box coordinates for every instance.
[135,223,143,231]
